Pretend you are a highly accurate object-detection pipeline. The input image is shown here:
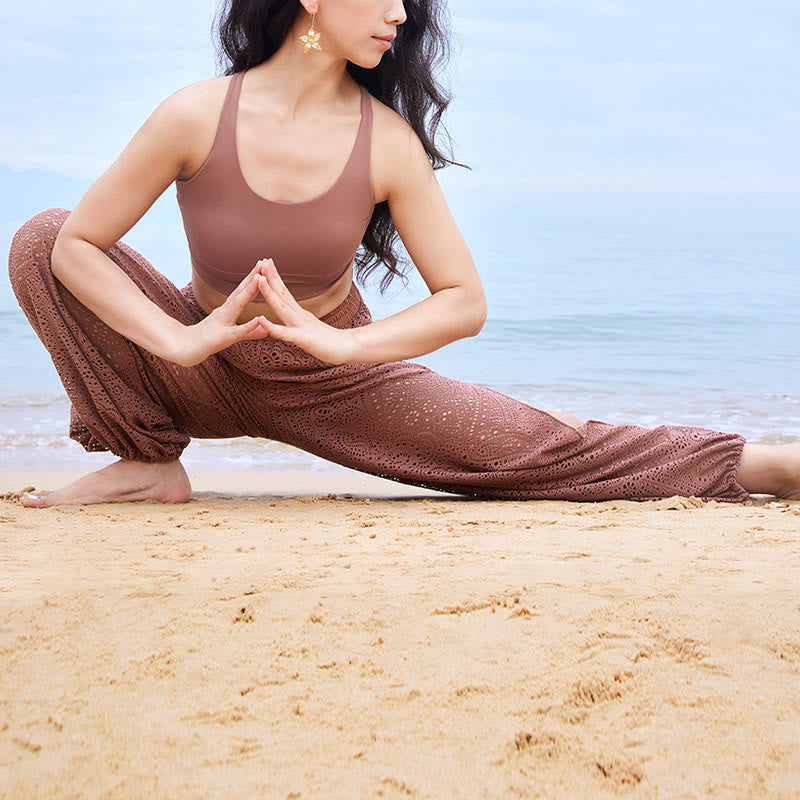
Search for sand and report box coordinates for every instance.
[1,471,799,798]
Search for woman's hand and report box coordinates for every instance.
[255,259,357,365]
[168,264,272,366]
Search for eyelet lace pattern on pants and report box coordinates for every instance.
[8,208,748,502]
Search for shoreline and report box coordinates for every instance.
[2,472,799,796]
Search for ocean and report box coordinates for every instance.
[2,226,799,473]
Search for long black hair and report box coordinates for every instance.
[215,0,462,290]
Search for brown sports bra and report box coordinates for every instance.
[175,70,375,301]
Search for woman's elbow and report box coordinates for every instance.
[464,290,487,337]
[50,234,67,282]
[50,229,78,282]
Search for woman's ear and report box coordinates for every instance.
[297,0,319,15]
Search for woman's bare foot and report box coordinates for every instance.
[22,459,191,508]
[736,443,800,500]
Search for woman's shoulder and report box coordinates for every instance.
[369,94,430,165]
[157,74,232,127]
[371,93,433,152]
[153,75,234,180]
[368,94,434,203]
[369,94,417,142]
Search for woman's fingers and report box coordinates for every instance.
[226,261,264,306]
[223,258,281,316]
[262,258,297,305]
[257,274,295,324]
[206,257,315,350]
[224,274,262,318]
[237,315,271,341]
[226,315,270,346]
[185,258,346,364]
[227,268,269,315]
[219,259,298,325]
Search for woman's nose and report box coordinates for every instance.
[387,1,407,26]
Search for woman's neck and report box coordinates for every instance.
[246,30,357,117]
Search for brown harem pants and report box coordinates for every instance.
[8,209,748,502]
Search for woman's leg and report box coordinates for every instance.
[8,209,246,507]
[539,414,800,498]
[736,443,800,499]
[217,288,749,503]
[262,355,750,502]
[263,288,800,503]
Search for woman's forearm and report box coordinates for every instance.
[51,234,185,360]
[342,284,487,364]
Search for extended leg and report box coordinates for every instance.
[266,359,749,502]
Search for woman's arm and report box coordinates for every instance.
[352,121,487,362]
[51,83,270,365]
[257,106,487,365]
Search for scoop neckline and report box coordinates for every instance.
[232,70,367,208]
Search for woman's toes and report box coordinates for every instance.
[22,490,53,508]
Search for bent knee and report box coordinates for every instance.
[546,410,584,429]
[8,207,71,298]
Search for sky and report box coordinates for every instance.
[1,0,798,308]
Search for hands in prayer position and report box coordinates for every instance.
[172,258,354,367]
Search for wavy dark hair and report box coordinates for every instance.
[214,0,462,290]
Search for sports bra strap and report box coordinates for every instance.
[214,71,246,155]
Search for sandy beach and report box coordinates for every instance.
[1,471,799,798]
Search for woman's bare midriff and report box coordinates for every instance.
[191,263,355,324]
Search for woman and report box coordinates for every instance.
[8,0,799,507]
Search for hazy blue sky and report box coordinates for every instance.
[3,1,798,185]
[1,0,798,289]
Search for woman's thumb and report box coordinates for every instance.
[238,316,270,341]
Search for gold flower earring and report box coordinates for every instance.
[300,12,322,53]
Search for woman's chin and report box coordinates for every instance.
[348,52,386,71]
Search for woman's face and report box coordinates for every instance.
[312,0,407,68]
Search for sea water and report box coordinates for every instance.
[2,227,798,473]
